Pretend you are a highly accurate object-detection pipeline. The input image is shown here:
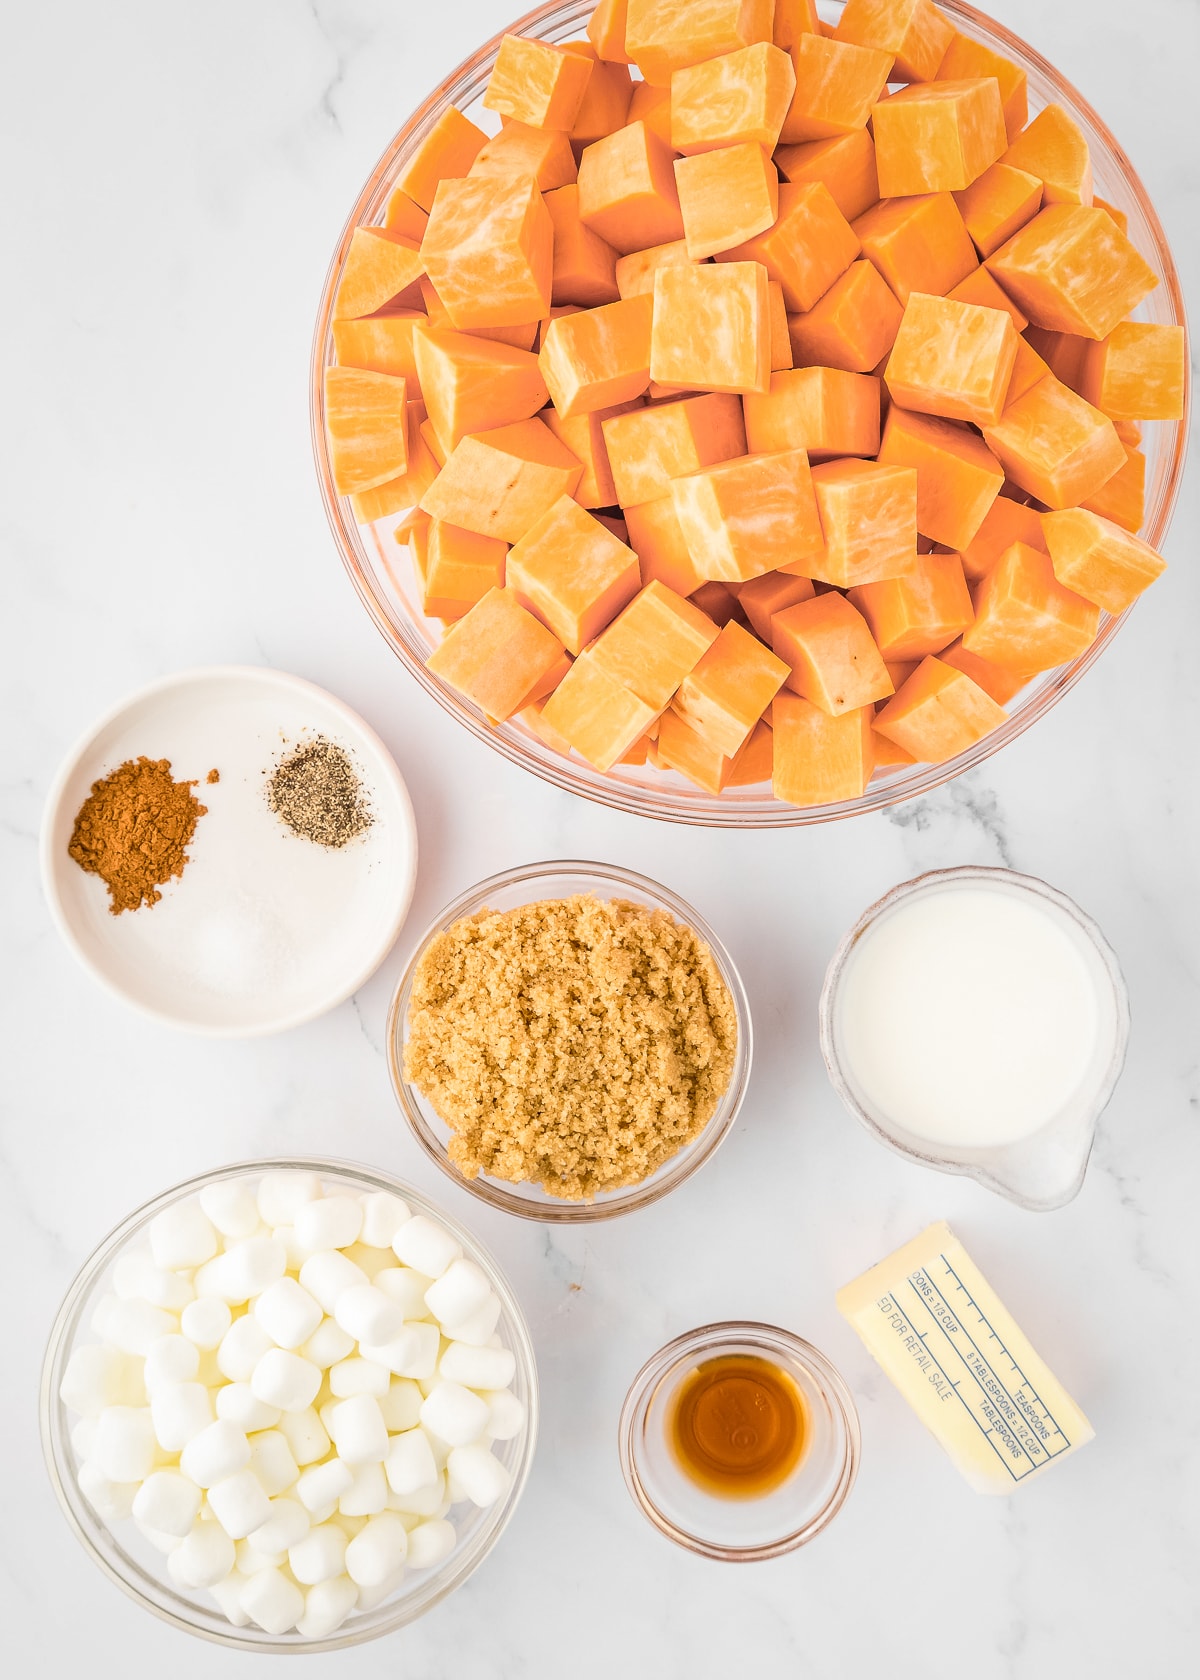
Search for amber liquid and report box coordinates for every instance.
[667,1354,808,1498]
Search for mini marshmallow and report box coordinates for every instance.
[60,1345,139,1417]
[276,1407,329,1468]
[301,1318,355,1371]
[386,1473,445,1518]
[372,1267,432,1320]
[92,1407,159,1483]
[113,1250,195,1311]
[363,1322,441,1381]
[435,1293,502,1348]
[180,1419,251,1488]
[216,1382,281,1434]
[196,1236,287,1304]
[295,1458,354,1517]
[256,1169,323,1228]
[150,1381,214,1452]
[293,1195,363,1254]
[254,1277,324,1350]
[423,1259,492,1329]
[149,1201,218,1271]
[144,1334,200,1391]
[329,1356,390,1399]
[249,1497,311,1554]
[289,1521,348,1586]
[78,1461,138,1522]
[359,1191,412,1249]
[447,1444,511,1508]
[251,1349,322,1413]
[180,1297,232,1351]
[297,1575,358,1639]
[248,1430,301,1497]
[379,1377,424,1434]
[234,1537,286,1574]
[208,1572,252,1627]
[327,1394,389,1465]
[419,1382,489,1448]
[217,1316,275,1383]
[438,1341,516,1392]
[406,1517,457,1570]
[334,1284,406,1348]
[169,1520,236,1588]
[482,1388,526,1442]
[135,1519,187,1555]
[102,1299,178,1357]
[240,1566,305,1635]
[199,1178,261,1240]
[207,1468,273,1539]
[271,1225,309,1270]
[298,1250,369,1316]
[132,1469,203,1537]
[391,1216,462,1279]
[339,1461,389,1517]
[345,1512,408,1587]
[384,1427,439,1496]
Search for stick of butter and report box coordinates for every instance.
[837,1222,1094,1494]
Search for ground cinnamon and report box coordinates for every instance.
[68,756,208,914]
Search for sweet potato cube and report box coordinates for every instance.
[775,130,879,222]
[652,709,734,792]
[780,34,893,143]
[987,206,1157,340]
[539,295,653,417]
[744,366,880,459]
[507,495,641,653]
[787,258,902,372]
[333,312,425,383]
[589,0,633,62]
[420,520,507,618]
[543,184,620,310]
[518,697,576,758]
[420,418,583,541]
[726,717,774,785]
[835,0,952,82]
[1095,196,1129,236]
[396,107,489,213]
[937,31,1027,141]
[768,282,793,369]
[738,570,815,639]
[1077,322,1187,422]
[1081,444,1145,534]
[383,190,429,243]
[670,41,796,153]
[540,653,660,770]
[772,693,875,805]
[414,327,549,453]
[807,458,918,586]
[427,587,567,720]
[602,392,746,506]
[874,655,1006,760]
[542,399,639,508]
[773,591,893,713]
[720,180,860,312]
[420,417,447,468]
[675,142,779,259]
[422,175,552,329]
[615,240,699,300]
[871,726,918,767]
[1041,508,1166,615]
[1003,335,1052,405]
[333,229,424,322]
[624,496,708,595]
[590,579,721,708]
[982,375,1124,510]
[854,192,977,304]
[885,292,1018,425]
[671,449,825,582]
[562,43,635,144]
[625,80,673,146]
[773,0,820,49]
[1001,105,1092,206]
[848,550,974,659]
[324,368,408,495]
[469,122,577,193]
[938,638,1033,704]
[878,406,1003,549]
[945,264,1027,330]
[625,0,776,85]
[651,261,771,394]
[673,620,790,755]
[349,400,438,523]
[874,80,1007,197]
[959,493,1045,582]
[577,121,685,254]
[483,36,593,130]
[953,162,1042,258]
[962,541,1099,669]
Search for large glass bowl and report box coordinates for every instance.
[311,0,1189,828]
[40,1159,539,1653]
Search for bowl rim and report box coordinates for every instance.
[39,1156,540,1653]
[386,858,753,1222]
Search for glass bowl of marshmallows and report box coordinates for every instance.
[39,1159,538,1652]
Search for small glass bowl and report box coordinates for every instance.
[386,860,752,1222]
[618,1323,860,1561]
[40,1159,539,1653]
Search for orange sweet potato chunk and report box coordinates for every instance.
[807,458,918,585]
[726,717,774,784]
[427,586,567,720]
[421,175,552,329]
[738,569,815,638]
[885,292,1018,425]
[577,121,685,254]
[624,496,708,595]
[333,312,425,383]
[1040,508,1166,615]
[651,261,771,394]
[563,42,635,144]
[602,392,746,506]
[396,108,489,213]
[954,162,1042,259]
[542,399,639,508]
[349,400,438,522]
[780,34,894,143]
[720,180,860,312]
[590,579,721,708]
[483,35,594,130]
[772,693,875,805]
[539,294,654,417]
[652,708,735,792]
[835,0,952,82]
[333,229,425,322]
[469,122,577,193]
[787,258,903,372]
[625,0,775,85]
[854,192,977,304]
[768,281,793,369]
[671,448,825,581]
[615,239,700,299]
[937,32,1027,142]
[324,367,408,495]
[420,418,583,542]
[945,264,1027,330]
[625,80,673,146]
[873,80,1007,197]
[1081,443,1145,534]
[673,619,790,755]
[744,366,880,459]
[773,591,893,713]
[987,206,1157,340]
[414,326,549,453]
[848,550,974,658]
[878,406,1003,549]
[774,0,820,49]
[675,142,779,259]
[541,652,660,770]
[1077,322,1187,422]
[1001,105,1092,206]
[670,41,796,153]
[962,541,1099,670]
[874,655,1007,760]
[420,417,447,468]
[544,184,620,309]
[420,520,507,618]
[507,495,641,653]
[383,189,429,243]
[982,375,1124,510]
[959,493,1045,582]
[938,638,1033,704]
[775,130,879,222]
[589,0,633,62]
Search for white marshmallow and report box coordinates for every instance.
[297,1575,358,1639]
[359,1191,412,1249]
[271,1225,309,1270]
[216,1383,281,1434]
[329,1356,390,1399]
[296,1458,353,1517]
[289,1521,348,1586]
[92,1407,158,1483]
[344,1512,408,1587]
[482,1388,526,1442]
[235,1537,286,1574]
[256,1169,322,1228]
[217,1315,275,1383]
[438,1341,516,1391]
[447,1444,511,1507]
[169,1520,236,1588]
[144,1334,200,1391]
[149,1201,218,1271]
[207,1468,273,1539]
[423,1259,492,1329]
[208,1572,251,1627]
[77,1461,138,1522]
[372,1267,432,1320]
[249,1497,311,1553]
[293,1195,363,1254]
[135,1519,187,1554]
[276,1407,329,1468]
[362,1322,441,1380]
[384,1427,439,1496]
[298,1250,369,1315]
[254,1277,323,1350]
[199,1178,261,1240]
[406,1518,457,1570]
[102,1299,178,1357]
[132,1469,203,1537]
[379,1377,424,1434]
[391,1216,462,1279]
[112,1250,195,1311]
[386,1473,445,1518]
[419,1382,489,1448]
[301,1318,355,1371]
[60,1344,139,1417]
[180,1419,251,1488]
[180,1297,232,1351]
[240,1566,305,1635]
[251,1349,322,1413]
[333,1284,406,1347]
[150,1381,213,1452]
[196,1236,287,1304]
[339,1461,389,1517]
[248,1430,300,1496]
[435,1293,502,1348]
[327,1394,388,1465]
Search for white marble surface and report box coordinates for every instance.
[3,2,1198,1674]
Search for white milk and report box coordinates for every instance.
[834,883,1109,1150]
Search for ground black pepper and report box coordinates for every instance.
[266,735,372,848]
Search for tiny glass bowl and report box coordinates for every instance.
[618,1323,860,1561]
[386,860,752,1223]
[40,1158,539,1653]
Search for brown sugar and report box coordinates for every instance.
[404,895,738,1200]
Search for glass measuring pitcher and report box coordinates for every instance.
[818,867,1130,1211]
